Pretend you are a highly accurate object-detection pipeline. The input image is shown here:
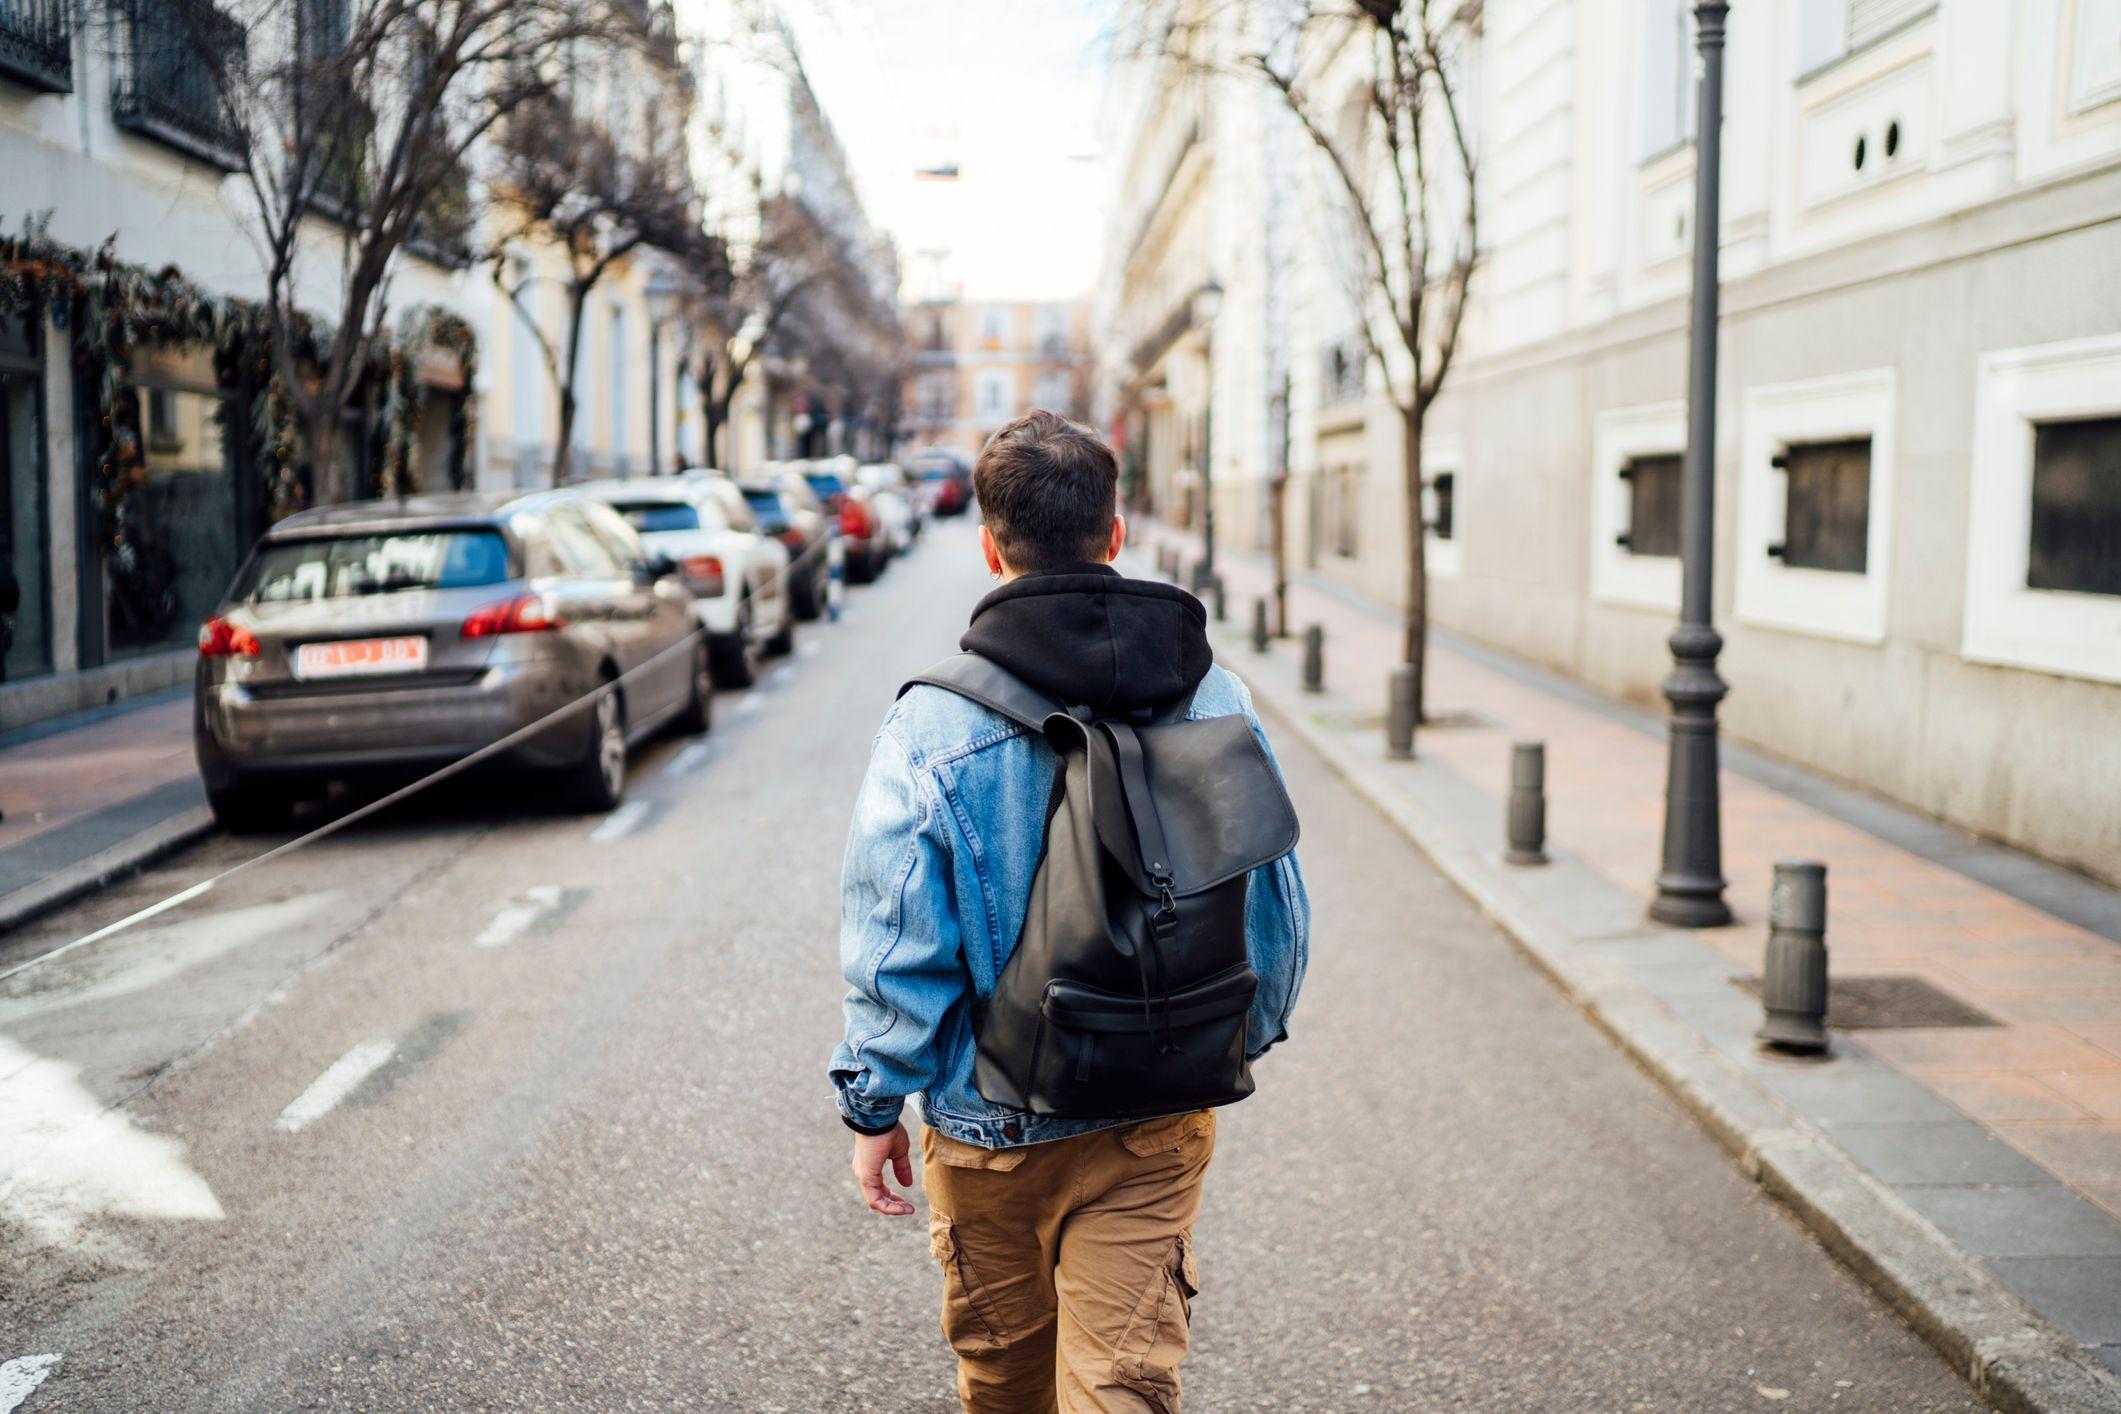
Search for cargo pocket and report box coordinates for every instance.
[929,1217,1011,1357]
[1111,1231,1200,1413]
[1118,1109,1214,1160]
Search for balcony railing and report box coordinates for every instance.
[1321,338,1367,408]
[112,0,247,172]
[0,0,73,92]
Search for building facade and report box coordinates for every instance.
[900,288,1093,462]
[1098,0,2121,885]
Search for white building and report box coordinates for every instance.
[1099,0,2121,885]
[0,0,483,727]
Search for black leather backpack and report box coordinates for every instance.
[903,652,1300,1120]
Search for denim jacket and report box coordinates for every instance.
[829,664,1310,1148]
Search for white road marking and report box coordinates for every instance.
[733,694,763,719]
[662,740,714,778]
[0,1037,224,1246]
[767,663,798,690]
[0,1355,61,1413]
[798,638,823,659]
[472,885,565,949]
[589,800,652,843]
[0,880,214,988]
[276,1039,396,1133]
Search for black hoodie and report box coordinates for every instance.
[960,563,1213,717]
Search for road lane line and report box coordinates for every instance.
[472,885,564,949]
[767,663,798,690]
[798,638,823,659]
[589,800,652,843]
[662,740,714,778]
[733,694,764,718]
[276,1039,395,1133]
[0,1355,61,1413]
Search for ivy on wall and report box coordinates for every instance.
[0,214,479,531]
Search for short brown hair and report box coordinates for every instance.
[973,410,1118,572]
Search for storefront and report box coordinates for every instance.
[79,343,255,665]
[1,310,51,684]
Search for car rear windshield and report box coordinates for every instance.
[804,473,845,499]
[914,462,961,481]
[741,489,786,522]
[611,502,701,534]
[239,530,512,602]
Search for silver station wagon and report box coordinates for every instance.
[194,491,712,830]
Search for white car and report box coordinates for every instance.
[572,476,793,688]
[856,463,919,556]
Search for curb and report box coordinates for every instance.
[1223,631,2120,1414]
[0,805,216,939]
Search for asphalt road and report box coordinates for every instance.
[1,522,1979,1411]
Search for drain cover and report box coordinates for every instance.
[1732,974,1998,1029]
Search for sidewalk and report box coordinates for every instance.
[1130,522,2121,1408]
[0,689,208,934]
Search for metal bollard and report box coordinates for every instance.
[826,536,845,621]
[1386,665,1419,760]
[1301,624,1325,693]
[1758,860,1830,1055]
[1251,597,1270,653]
[1504,741,1548,864]
[1209,576,1226,623]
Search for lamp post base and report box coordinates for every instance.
[1651,622,1733,928]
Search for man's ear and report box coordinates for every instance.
[1105,514,1127,563]
[980,524,1005,578]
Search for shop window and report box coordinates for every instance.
[1618,453,1682,557]
[1,313,51,681]
[2028,417,2121,597]
[106,370,242,658]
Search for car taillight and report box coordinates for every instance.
[779,528,805,550]
[839,502,870,537]
[198,617,261,657]
[681,555,725,596]
[462,594,561,638]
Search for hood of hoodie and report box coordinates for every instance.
[960,563,1212,715]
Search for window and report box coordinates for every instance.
[1427,472,1455,540]
[609,304,628,468]
[2072,0,2121,112]
[1322,465,1360,559]
[978,307,1009,350]
[1033,370,1072,413]
[1736,369,1895,642]
[975,371,1012,422]
[1965,338,2121,682]
[1800,0,1934,73]
[611,501,702,534]
[1618,454,1682,557]
[1422,437,1464,577]
[111,0,246,170]
[1034,307,1068,356]
[1770,438,1871,573]
[1640,0,1696,158]
[2027,418,2121,597]
[544,506,624,576]
[239,531,511,601]
[917,372,955,421]
[107,372,244,657]
[0,0,74,92]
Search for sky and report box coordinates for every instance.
[778,0,1121,303]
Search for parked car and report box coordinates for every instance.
[738,468,831,620]
[579,474,793,688]
[807,465,885,584]
[907,448,974,517]
[195,491,711,830]
[857,463,920,556]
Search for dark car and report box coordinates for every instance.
[194,491,711,830]
[804,465,886,584]
[908,449,974,517]
[738,470,831,620]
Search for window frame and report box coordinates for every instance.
[1422,434,1463,579]
[1963,335,2121,683]
[1735,369,1897,643]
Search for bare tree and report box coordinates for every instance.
[487,21,700,484]
[1142,0,1479,721]
[180,0,615,504]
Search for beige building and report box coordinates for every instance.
[1099,0,2121,886]
[900,296,1093,462]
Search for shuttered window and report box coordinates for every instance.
[1771,439,1872,574]
[2028,417,2121,597]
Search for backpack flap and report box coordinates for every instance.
[1090,716,1299,900]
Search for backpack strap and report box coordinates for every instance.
[901,652,1069,733]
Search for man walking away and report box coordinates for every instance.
[829,410,1311,1411]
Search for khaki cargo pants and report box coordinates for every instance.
[922,1110,1216,1413]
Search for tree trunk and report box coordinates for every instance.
[305,405,340,508]
[1401,404,1429,725]
[551,287,590,486]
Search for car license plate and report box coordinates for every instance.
[295,635,428,679]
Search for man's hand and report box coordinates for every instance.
[852,1122,916,1216]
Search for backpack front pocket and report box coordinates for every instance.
[1027,965,1259,1118]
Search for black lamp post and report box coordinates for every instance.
[1651,0,1734,929]
[1190,279,1224,597]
